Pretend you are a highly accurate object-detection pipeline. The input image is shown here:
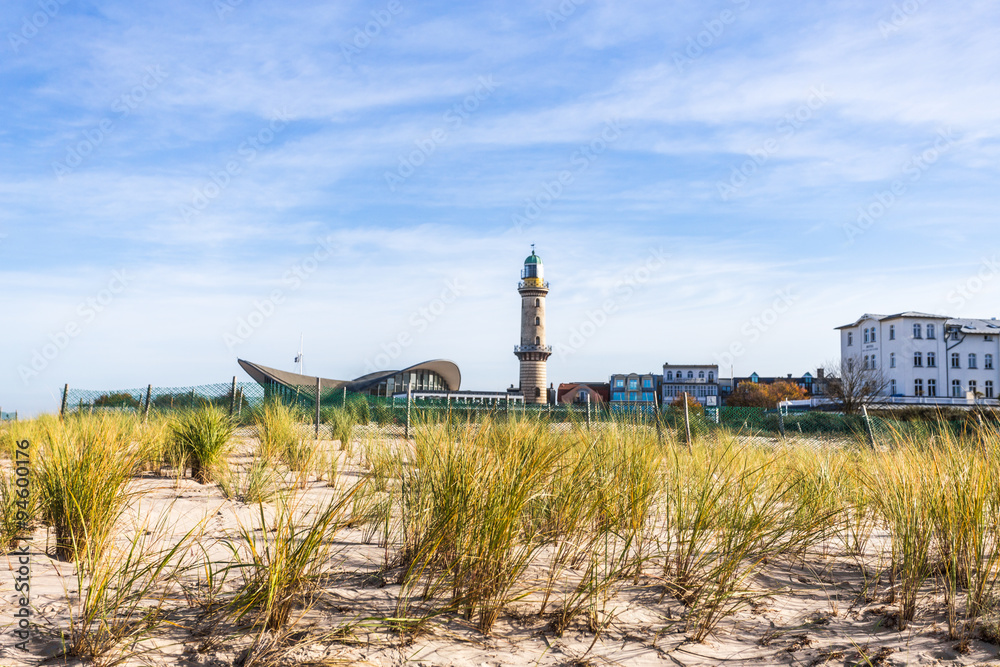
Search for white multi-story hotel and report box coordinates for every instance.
[837,312,1000,405]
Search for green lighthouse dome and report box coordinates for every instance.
[521,246,545,283]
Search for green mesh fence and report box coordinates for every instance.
[56,382,999,448]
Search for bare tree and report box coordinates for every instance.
[821,356,891,414]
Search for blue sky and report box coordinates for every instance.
[2,0,999,415]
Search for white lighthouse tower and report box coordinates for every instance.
[514,246,552,404]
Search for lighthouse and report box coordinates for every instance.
[514,246,552,404]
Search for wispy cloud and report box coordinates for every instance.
[2,0,999,414]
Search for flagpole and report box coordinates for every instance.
[296,333,304,374]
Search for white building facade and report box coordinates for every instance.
[662,363,720,407]
[837,312,1000,405]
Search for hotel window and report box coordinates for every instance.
[848,332,853,346]
[629,391,638,401]
[666,371,673,380]
[928,379,937,396]
[889,325,895,340]
[890,353,896,368]
[927,352,936,367]
[708,372,714,381]
[986,380,994,398]
[926,324,935,339]
[864,329,870,344]
[871,327,877,342]
[890,379,897,395]
[913,352,922,367]
[642,392,655,401]
[628,379,638,390]
[699,371,705,379]
[847,358,854,372]
[969,353,977,369]
[612,392,625,401]
[913,324,922,338]
[952,379,962,397]
[986,354,994,370]
[864,356,869,370]
[687,371,694,379]
[643,378,652,389]
[870,355,877,369]
[952,353,961,368]
[914,379,923,396]
[614,378,624,388]
[969,380,977,395]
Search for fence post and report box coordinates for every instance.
[229,376,237,417]
[405,386,412,439]
[144,384,152,423]
[315,377,321,439]
[683,392,692,450]
[586,392,592,429]
[778,402,786,439]
[655,401,664,445]
[342,386,347,408]
[862,405,877,450]
[60,384,68,419]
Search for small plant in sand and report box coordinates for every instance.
[324,406,357,451]
[170,405,234,483]
[397,415,562,634]
[53,512,197,664]
[37,413,139,562]
[223,485,360,632]
[216,454,282,504]
[254,400,317,481]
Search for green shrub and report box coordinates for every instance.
[170,406,234,483]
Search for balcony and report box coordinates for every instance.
[514,344,553,353]
[518,280,550,290]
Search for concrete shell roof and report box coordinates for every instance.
[237,358,461,392]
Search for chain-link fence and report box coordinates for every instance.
[57,381,995,448]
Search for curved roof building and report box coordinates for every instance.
[238,358,461,398]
